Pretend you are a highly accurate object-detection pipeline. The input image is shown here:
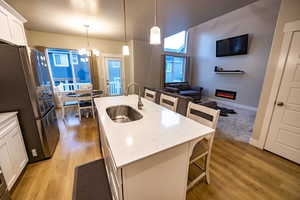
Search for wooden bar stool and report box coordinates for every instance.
[76,89,95,120]
[186,102,220,190]
[144,89,156,102]
[160,94,178,112]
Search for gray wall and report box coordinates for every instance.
[131,40,162,93]
[252,0,300,140]
[188,0,280,108]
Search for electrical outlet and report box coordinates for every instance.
[32,149,38,157]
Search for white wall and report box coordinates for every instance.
[188,0,280,108]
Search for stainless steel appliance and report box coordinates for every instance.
[0,167,10,200]
[0,42,60,162]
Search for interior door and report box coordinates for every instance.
[104,57,124,96]
[265,32,300,164]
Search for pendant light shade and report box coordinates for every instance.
[150,0,161,45]
[122,45,129,56]
[150,26,161,45]
[92,49,100,56]
[122,0,129,56]
[79,48,87,56]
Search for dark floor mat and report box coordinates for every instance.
[73,159,112,200]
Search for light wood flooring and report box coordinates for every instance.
[11,115,300,200]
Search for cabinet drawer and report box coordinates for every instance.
[104,138,122,186]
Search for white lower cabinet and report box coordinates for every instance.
[99,121,190,200]
[0,113,28,190]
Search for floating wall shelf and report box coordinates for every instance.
[215,71,245,74]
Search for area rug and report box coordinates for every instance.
[73,159,112,200]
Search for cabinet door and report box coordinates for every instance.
[0,137,16,190]
[8,127,28,173]
[0,6,11,42]
[9,17,26,45]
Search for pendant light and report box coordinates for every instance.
[79,24,100,57]
[122,0,129,56]
[150,0,161,45]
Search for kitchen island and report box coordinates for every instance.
[94,95,214,200]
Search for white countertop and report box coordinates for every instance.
[94,95,214,168]
[0,111,18,125]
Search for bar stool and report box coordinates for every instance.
[144,89,156,102]
[186,102,220,190]
[159,94,178,112]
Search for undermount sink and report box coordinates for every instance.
[106,105,143,123]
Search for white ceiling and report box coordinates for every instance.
[5,0,257,41]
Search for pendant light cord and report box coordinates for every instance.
[86,27,89,48]
[154,0,157,25]
[123,0,127,41]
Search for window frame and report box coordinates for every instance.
[53,53,69,67]
[71,54,79,65]
[47,49,92,91]
[164,53,188,84]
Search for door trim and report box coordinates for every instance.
[256,20,300,149]
[101,54,125,96]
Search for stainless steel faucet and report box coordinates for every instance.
[125,83,144,110]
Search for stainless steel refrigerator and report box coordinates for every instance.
[0,42,60,162]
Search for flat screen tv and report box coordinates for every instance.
[216,34,248,57]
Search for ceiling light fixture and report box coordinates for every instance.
[79,24,100,56]
[150,0,161,45]
[122,0,129,56]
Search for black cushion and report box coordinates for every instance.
[179,90,200,95]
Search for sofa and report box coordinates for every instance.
[164,82,203,101]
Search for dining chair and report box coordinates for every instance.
[144,89,156,102]
[76,89,95,120]
[159,94,178,112]
[186,102,220,190]
[79,83,93,90]
[61,92,78,121]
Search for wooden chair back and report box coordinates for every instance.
[186,102,220,129]
[160,94,178,112]
[144,89,156,102]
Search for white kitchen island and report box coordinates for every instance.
[94,95,214,200]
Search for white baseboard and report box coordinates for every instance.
[249,138,262,149]
[207,97,257,112]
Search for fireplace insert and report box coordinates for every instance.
[215,89,236,100]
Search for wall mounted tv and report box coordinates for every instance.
[216,34,248,57]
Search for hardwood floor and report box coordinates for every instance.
[11,115,300,200]
[11,116,101,200]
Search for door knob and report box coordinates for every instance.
[277,102,284,106]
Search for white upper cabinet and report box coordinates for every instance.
[0,0,27,45]
[8,15,27,45]
[0,6,11,42]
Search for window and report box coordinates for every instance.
[53,53,69,67]
[165,55,186,83]
[71,54,78,65]
[164,31,187,53]
[47,49,91,90]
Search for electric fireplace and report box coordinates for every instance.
[215,89,236,100]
